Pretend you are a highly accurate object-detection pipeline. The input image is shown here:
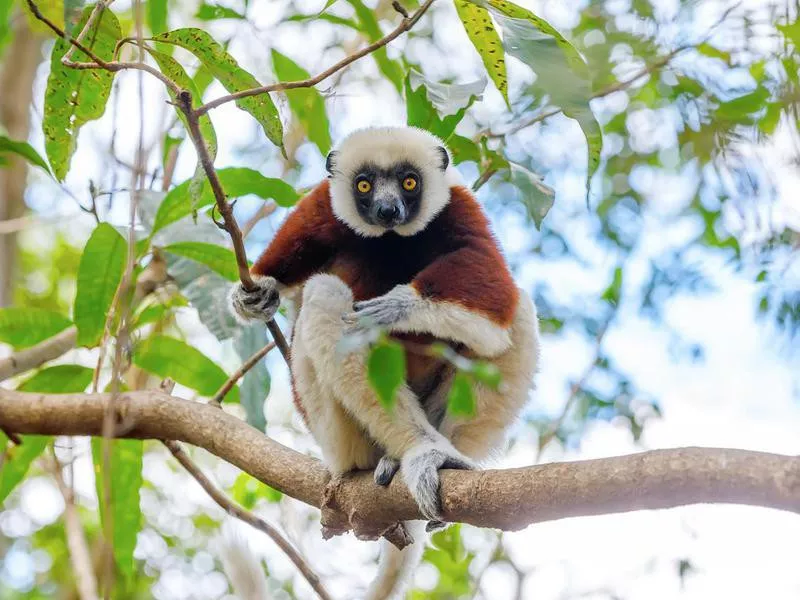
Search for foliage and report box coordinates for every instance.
[0,0,798,596]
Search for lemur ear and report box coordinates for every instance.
[436,146,449,171]
[325,151,338,175]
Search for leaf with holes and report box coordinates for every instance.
[0,308,72,350]
[43,6,121,180]
[447,371,476,416]
[152,167,298,234]
[145,47,217,209]
[475,0,601,193]
[133,335,239,402]
[454,0,508,106]
[152,28,284,152]
[91,438,143,582]
[271,50,332,155]
[162,241,239,281]
[74,223,126,347]
[367,338,406,411]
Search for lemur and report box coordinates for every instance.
[231,126,539,599]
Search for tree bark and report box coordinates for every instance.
[1,390,798,540]
[0,18,44,306]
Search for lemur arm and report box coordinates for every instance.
[347,188,518,357]
[231,181,341,322]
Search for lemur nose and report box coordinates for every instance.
[377,205,400,223]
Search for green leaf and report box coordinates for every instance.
[162,241,239,281]
[271,50,332,155]
[348,0,404,92]
[498,163,554,227]
[454,0,508,106]
[230,472,281,510]
[471,361,502,390]
[43,5,121,180]
[0,435,49,504]
[0,0,15,52]
[778,20,800,48]
[405,71,485,141]
[0,135,51,175]
[18,365,94,393]
[133,335,239,402]
[152,167,299,233]
[195,2,246,20]
[479,0,602,191]
[447,371,476,416]
[152,28,284,152]
[233,325,270,432]
[367,339,406,410]
[91,438,143,582]
[144,46,217,210]
[147,0,168,34]
[0,308,72,350]
[74,223,127,347]
[601,266,623,305]
[448,134,481,165]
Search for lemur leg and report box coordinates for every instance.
[295,274,475,520]
[440,291,540,460]
[291,338,379,474]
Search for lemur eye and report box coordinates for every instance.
[402,176,418,192]
[356,179,371,194]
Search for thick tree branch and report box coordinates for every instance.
[163,440,332,600]
[2,390,798,541]
[0,326,78,382]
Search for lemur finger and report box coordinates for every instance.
[440,454,475,471]
[373,456,401,487]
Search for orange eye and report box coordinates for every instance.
[402,176,417,191]
[357,179,371,194]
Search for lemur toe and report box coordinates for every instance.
[230,276,280,322]
[401,444,476,521]
[426,520,448,533]
[374,456,400,487]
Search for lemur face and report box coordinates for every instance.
[350,161,423,229]
[327,127,458,238]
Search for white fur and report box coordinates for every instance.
[371,284,514,357]
[329,127,456,237]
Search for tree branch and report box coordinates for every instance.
[2,390,798,542]
[193,0,436,117]
[163,440,332,600]
[0,326,78,382]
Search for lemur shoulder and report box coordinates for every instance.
[231,126,539,600]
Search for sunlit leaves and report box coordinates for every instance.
[43,5,121,180]
[406,71,486,141]
[478,0,602,192]
[74,223,126,347]
[194,2,246,20]
[0,308,72,349]
[147,0,168,34]
[271,50,332,156]
[347,0,404,92]
[153,167,298,234]
[454,0,508,106]
[133,335,239,402]
[18,364,94,392]
[152,28,284,152]
[230,472,281,509]
[162,241,239,281]
[0,135,51,175]
[91,438,143,582]
[367,338,406,410]
[0,435,49,505]
[417,524,474,598]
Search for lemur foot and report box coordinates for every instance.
[426,520,448,533]
[374,455,400,487]
[401,442,476,521]
[230,275,280,323]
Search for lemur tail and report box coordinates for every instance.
[365,521,426,600]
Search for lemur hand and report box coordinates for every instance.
[401,441,476,521]
[343,285,416,332]
[373,455,401,487]
[230,275,280,323]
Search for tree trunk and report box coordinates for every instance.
[0,17,43,306]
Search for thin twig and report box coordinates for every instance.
[49,452,100,600]
[211,342,276,407]
[193,0,436,116]
[163,440,333,600]
[241,201,277,238]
